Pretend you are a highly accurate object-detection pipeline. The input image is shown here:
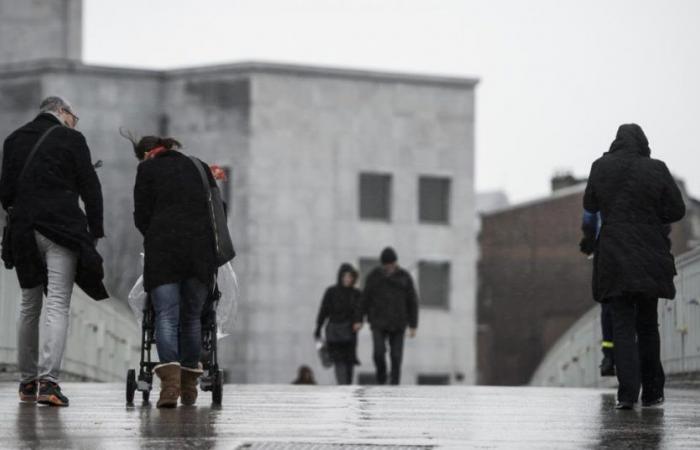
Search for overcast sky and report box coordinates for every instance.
[84,0,700,203]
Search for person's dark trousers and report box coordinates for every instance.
[334,362,354,385]
[610,294,665,404]
[372,329,405,385]
[601,303,615,360]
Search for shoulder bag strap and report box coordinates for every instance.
[17,125,60,184]
[187,155,221,288]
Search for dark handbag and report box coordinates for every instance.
[325,320,355,344]
[188,156,236,266]
[1,125,59,269]
[317,342,333,368]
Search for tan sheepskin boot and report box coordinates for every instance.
[180,364,204,406]
[154,362,181,408]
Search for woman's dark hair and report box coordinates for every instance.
[119,128,182,161]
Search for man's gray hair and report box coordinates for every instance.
[39,96,73,114]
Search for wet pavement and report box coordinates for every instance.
[1,383,700,449]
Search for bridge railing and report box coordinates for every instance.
[0,266,141,382]
[530,246,700,387]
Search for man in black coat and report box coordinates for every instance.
[0,96,108,407]
[359,247,419,385]
[582,123,685,410]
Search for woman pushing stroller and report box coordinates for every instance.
[127,133,230,408]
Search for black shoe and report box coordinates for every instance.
[37,381,69,407]
[642,397,664,407]
[600,356,615,377]
[615,401,634,410]
[19,381,38,403]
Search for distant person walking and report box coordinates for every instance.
[360,247,419,385]
[129,134,225,408]
[582,124,685,410]
[314,263,362,385]
[0,97,108,407]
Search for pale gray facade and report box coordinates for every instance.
[0,0,478,384]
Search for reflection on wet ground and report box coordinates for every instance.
[1,383,700,449]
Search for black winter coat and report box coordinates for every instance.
[315,263,362,364]
[362,266,419,331]
[133,150,218,292]
[0,114,108,300]
[583,124,686,302]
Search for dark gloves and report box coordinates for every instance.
[579,236,596,256]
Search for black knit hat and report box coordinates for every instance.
[380,247,398,264]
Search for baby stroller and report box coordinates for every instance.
[125,286,224,406]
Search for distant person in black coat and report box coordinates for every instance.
[360,247,419,385]
[129,133,220,408]
[0,96,107,407]
[582,123,685,410]
[315,263,362,385]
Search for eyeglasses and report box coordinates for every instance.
[62,108,79,125]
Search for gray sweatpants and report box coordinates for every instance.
[18,232,77,383]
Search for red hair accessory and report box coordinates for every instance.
[145,146,167,160]
[210,165,227,181]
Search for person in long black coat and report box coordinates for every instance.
[130,135,219,408]
[314,263,362,385]
[0,97,107,407]
[0,110,107,300]
[582,123,685,409]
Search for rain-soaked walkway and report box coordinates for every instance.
[1,383,699,449]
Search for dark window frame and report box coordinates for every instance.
[417,260,451,310]
[418,175,452,225]
[359,172,393,222]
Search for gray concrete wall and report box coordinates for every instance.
[243,71,477,384]
[531,247,700,387]
[0,0,82,65]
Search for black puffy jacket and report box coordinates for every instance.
[362,266,419,331]
[583,124,686,302]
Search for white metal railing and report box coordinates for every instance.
[530,247,700,387]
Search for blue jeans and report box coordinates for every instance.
[151,278,208,369]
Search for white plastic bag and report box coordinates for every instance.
[127,274,147,327]
[215,262,239,335]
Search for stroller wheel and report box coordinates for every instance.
[142,389,151,404]
[126,369,136,404]
[212,369,223,405]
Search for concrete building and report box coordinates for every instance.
[0,0,479,384]
[477,172,699,386]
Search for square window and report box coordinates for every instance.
[419,176,451,224]
[418,261,450,309]
[359,173,392,221]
